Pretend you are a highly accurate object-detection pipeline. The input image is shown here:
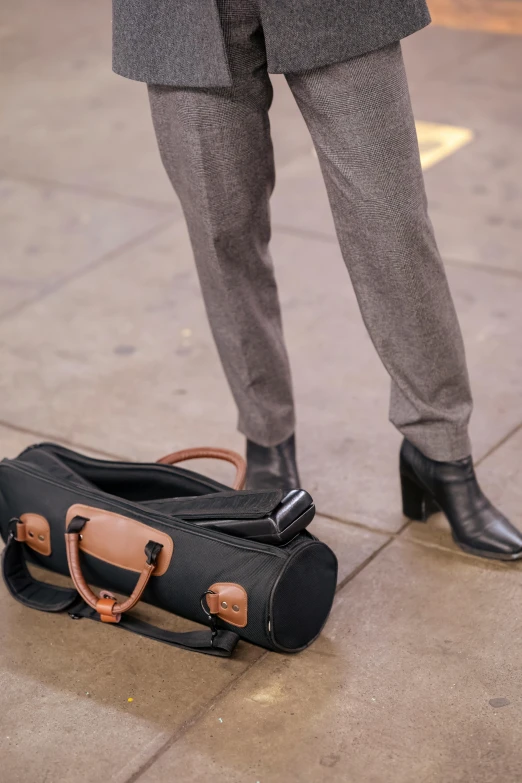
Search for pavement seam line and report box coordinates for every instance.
[442,256,522,281]
[0,170,175,212]
[475,420,522,465]
[0,217,175,324]
[317,511,397,537]
[335,532,397,593]
[395,532,517,568]
[123,650,270,783]
[119,524,511,783]
[122,529,405,783]
[273,222,337,244]
[0,419,129,461]
[120,528,404,780]
[273,223,522,281]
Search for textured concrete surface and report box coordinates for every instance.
[0,582,263,783]
[1,2,522,781]
[0,178,166,318]
[137,541,522,783]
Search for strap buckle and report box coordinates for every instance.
[200,590,219,646]
[7,517,20,542]
[145,540,163,566]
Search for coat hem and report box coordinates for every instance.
[112,64,233,89]
[267,16,431,76]
[112,10,431,88]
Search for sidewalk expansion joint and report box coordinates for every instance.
[0,217,175,324]
[398,532,518,569]
[273,222,338,245]
[123,650,270,783]
[475,419,522,466]
[122,527,404,783]
[442,256,522,281]
[0,419,130,461]
[317,511,396,538]
[335,533,397,594]
[0,171,175,213]
[273,223,522,282]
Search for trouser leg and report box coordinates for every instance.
[148,1,295,446]
[286,43,473,461]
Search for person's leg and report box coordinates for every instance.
[286,44,522,560]
[148,0,294,449]
[286,43,472,463]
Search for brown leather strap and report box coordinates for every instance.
[206,583,248,628]
[15,515,52,556]
[156,447,247,490]
[96,596,121,624]
[65,525,160,623]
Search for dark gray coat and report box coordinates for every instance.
[113,0,430,87]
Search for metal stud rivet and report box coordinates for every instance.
[79,534,83,540]
[232,605,240,612]
[221,601,228,609]
[38,534,45,541]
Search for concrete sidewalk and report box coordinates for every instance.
[1,2,522,781]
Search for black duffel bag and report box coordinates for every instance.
[0,443,337,658]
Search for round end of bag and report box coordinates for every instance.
[270,542,338,653]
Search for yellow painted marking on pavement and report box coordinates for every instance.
[430,0,522,35]
[415,121,474,170]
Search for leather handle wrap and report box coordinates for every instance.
[65,517,162,623]
[156,447,247,490]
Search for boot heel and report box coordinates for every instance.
[400,473,428,522]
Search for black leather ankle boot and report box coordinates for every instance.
[246,434,301,491]
[400,439,522,561]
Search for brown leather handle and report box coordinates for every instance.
[65,517,162,623]
[156,447,247,490]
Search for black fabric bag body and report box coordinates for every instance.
[0,443,337,658]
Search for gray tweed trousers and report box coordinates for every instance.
[149,0,473,461]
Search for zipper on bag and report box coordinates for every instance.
[0,460,299,559]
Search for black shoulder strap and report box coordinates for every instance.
[2,528,79,612]
[1,532,239,658]
[68,603,239,655]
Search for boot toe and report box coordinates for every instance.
[459,512,522,560]
[488,519,522,558]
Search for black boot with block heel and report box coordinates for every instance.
[400,439,522,561]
